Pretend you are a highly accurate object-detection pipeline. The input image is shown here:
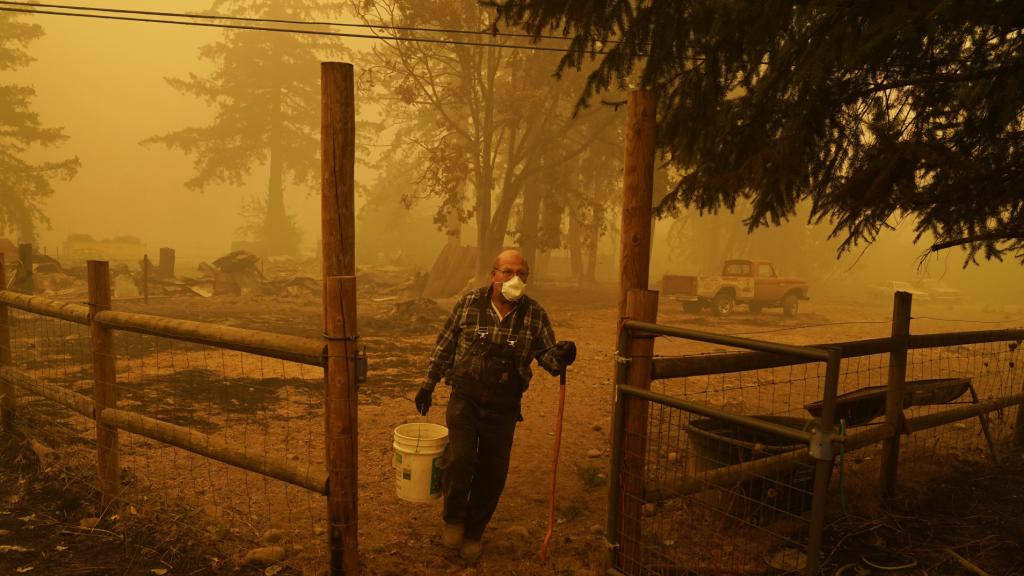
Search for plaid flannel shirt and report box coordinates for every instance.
[425,286,559,391]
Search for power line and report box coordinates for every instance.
[0,0,588,42]
[0,1,601,51]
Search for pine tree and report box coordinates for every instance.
[495,0,1024,264]
[0,11,79,243]
[145,0,346,257]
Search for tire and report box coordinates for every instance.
[748,303,763,315]
[782,293,799,317]
[712,292,734,316]
[682,301,702,314]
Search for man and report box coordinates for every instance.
[414,249,576,562]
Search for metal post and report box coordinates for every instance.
[881,291,912,500]
[0,254,13,431]
[321,61,359,576]
[605,318,630,569]
[616,289,658,575]
[88,260,120,508]
[805,348,841,575]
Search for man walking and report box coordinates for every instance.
[414,249,576,562]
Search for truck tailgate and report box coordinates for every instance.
[661,275,698,297]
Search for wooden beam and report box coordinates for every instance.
[321,61,359,576]
[881,291,912,501]
[1,365,93,418]
[1,365,329,493]
[94,310,324,367]
[88,261,120,509]
[99,407,328,494]
[0,291,90,324]
[617,90,657,322]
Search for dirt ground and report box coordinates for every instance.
[1,279,1023,575]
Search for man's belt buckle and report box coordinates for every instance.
[476,328,490,339]
[506,336,518,346]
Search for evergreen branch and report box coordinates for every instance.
[930,231,1024,252]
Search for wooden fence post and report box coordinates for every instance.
[0,254,14,431]
[1016,377,1024,447]
[881,291,912,500]
[617,90,658,321]
[608,88,657,574]
[617,289,658,574]
[88,260,120,508]
[322,61,359,576]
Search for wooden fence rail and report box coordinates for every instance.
[0,60,361,576]
[94,309,325,367]
[0,288,333,488]
[613,297,1024,576]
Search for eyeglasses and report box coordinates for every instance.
[493,268,529,281]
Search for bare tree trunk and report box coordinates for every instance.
[568,207,583,280]
[474,45,498,281]
[538,193,564,278]
[264,88,295,257]
[519,182,542,266]
[584,204,603,282]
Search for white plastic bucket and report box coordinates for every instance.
[393,422,449,503]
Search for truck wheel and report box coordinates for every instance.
[682,302,702,314]
[748,303,763,315]
[782,294,799,317]
[712,293,734,316]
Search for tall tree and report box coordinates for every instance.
[0,11,79,243]
[495,1,1024,264]
[145,0,345,256]
[356,0,616,278]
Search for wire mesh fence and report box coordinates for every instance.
[901,340,1023,465]
[615,356,829,575]
[619,391,818,575]
[613,325,1024,576]
[113,331,328,569]
[1,301,330,573]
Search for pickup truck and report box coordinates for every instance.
[661,259,810,316]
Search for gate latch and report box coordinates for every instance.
[355,347,368,385]
[809,426,835,461]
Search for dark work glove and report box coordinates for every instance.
[414,386,433,416]
[554,340,577,369]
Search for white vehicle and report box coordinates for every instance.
[661,259,810,316]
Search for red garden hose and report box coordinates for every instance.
[540,369,567,562]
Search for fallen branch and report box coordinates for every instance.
[944,547,992,576]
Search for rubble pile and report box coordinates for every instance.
[386,298,448,323]
[5,248,438,304]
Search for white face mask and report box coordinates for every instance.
[500,275,527,302]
